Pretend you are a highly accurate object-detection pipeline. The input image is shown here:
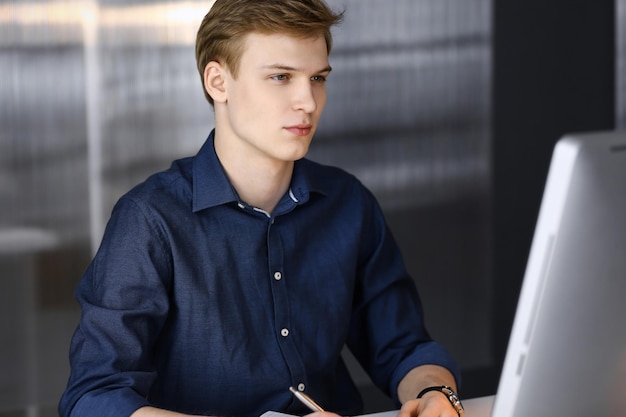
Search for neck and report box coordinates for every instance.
[214,134,294,215]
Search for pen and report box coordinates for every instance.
[289,386,325,412]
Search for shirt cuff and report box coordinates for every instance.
[389,341,462,406]
[71,387,151,417]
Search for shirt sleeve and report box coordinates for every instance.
[345,186,461,406]
[59,196,172,417]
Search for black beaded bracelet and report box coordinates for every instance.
[417,385,464,416]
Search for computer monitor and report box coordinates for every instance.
[491,130,626,417]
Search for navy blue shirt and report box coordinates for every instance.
[59,131,460,417]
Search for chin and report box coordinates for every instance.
[282,147,310,162]
[287,152,309,162]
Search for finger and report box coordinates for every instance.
[397,399,420,417]
[305,412,343,417]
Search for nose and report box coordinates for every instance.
[292,80,319,114]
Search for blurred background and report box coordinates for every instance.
[0,0,623,415]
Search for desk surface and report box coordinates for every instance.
[366,395,494,417]
[457,395,494,417]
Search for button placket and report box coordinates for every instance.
[267,216,307,385]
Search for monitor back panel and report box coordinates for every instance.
[492,131,626,417]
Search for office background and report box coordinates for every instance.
[0,0,623,415]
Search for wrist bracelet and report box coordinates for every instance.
[417,385,464,416]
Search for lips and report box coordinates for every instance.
[284,124,313,136]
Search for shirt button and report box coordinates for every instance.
[281,328,289,337]
[274,271,282,281]
[298,383,306,392]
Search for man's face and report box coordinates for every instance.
[217,32,331,164]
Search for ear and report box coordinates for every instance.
[203,61,227,104]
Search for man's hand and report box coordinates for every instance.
[131,406,200,416]
[396,365,461,417]
[397,391,459,417]
[306,412,344,417]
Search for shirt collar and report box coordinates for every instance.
[192,130,329,213]
[192,131,238,212]
[290,157,329,203]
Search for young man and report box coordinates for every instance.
[59,1,463,416]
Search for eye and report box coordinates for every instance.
[271,74,289,81]
[311,75,327,83]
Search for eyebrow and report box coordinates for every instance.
[261,64,333,74]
